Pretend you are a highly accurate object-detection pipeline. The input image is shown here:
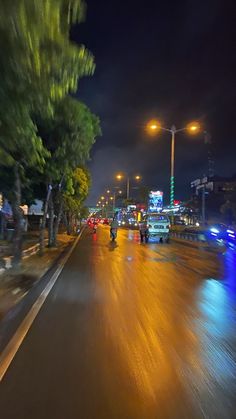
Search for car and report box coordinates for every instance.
[145,213,170,243]
[174,219,186,226]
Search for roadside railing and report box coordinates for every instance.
[170,231,207,243]
[1,240,48,273]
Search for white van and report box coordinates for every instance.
[145,213,170,243]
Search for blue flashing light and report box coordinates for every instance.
[227,229,235,235]
[210,228,220,234]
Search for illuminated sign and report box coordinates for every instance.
[127,205,136,211]
[174,200,180,206]
[148,190,163,212]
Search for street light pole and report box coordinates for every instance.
[147,121,200,210]
[202,185,206,224]
[116,174,140,201]
[127,177,130,200]
[170,126,176,208]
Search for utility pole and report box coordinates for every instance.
[113,192,116,212]
[170,126,176,208]
[126,177,130,200]
[202,185,206,224]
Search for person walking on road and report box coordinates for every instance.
[139,221,149,243]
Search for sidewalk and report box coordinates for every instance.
[0,233,75,322]
[0,231,47,259]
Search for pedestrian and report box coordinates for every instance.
[139,221,149,243]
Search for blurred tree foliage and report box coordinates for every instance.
[63,167,91,235]
[0,0,97,264]
[35,97,100,249]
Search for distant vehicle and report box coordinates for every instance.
[207,223,227,241]
[145,213,170,243]
[174,219,186,226]
[207,223,236,247]
[225,227,236,246]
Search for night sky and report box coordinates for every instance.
[71,0,236,205]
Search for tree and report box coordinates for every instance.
[63,167,91,236]
[35,97,100,249]
[0,0,94,265]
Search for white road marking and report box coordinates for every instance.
[0,229,84,382]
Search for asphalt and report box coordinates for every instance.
[0,226,236,419]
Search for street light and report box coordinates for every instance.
[116,173,141,199]
[146,120,200,208]
[111,189,123,212]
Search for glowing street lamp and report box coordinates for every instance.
[186,121,201,133]
[116,173,141,199]
[146,119,162,135]
[146,120,200,208]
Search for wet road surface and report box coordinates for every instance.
[0,226,236,419]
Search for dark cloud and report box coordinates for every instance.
[72,0,236,204]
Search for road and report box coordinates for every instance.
[0,226,236,419]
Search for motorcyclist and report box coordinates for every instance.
[110,217,119,241]
[92,220,98,234]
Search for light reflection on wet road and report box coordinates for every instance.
[0,226,236,419]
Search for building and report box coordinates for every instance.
[191,175,236,199]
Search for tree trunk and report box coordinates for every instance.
[12,164,23,267]
[39,184,52,255]
[67,211,72,235]
[48,194,54,247]
[0,212,6,240]
[53,199,63,247]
